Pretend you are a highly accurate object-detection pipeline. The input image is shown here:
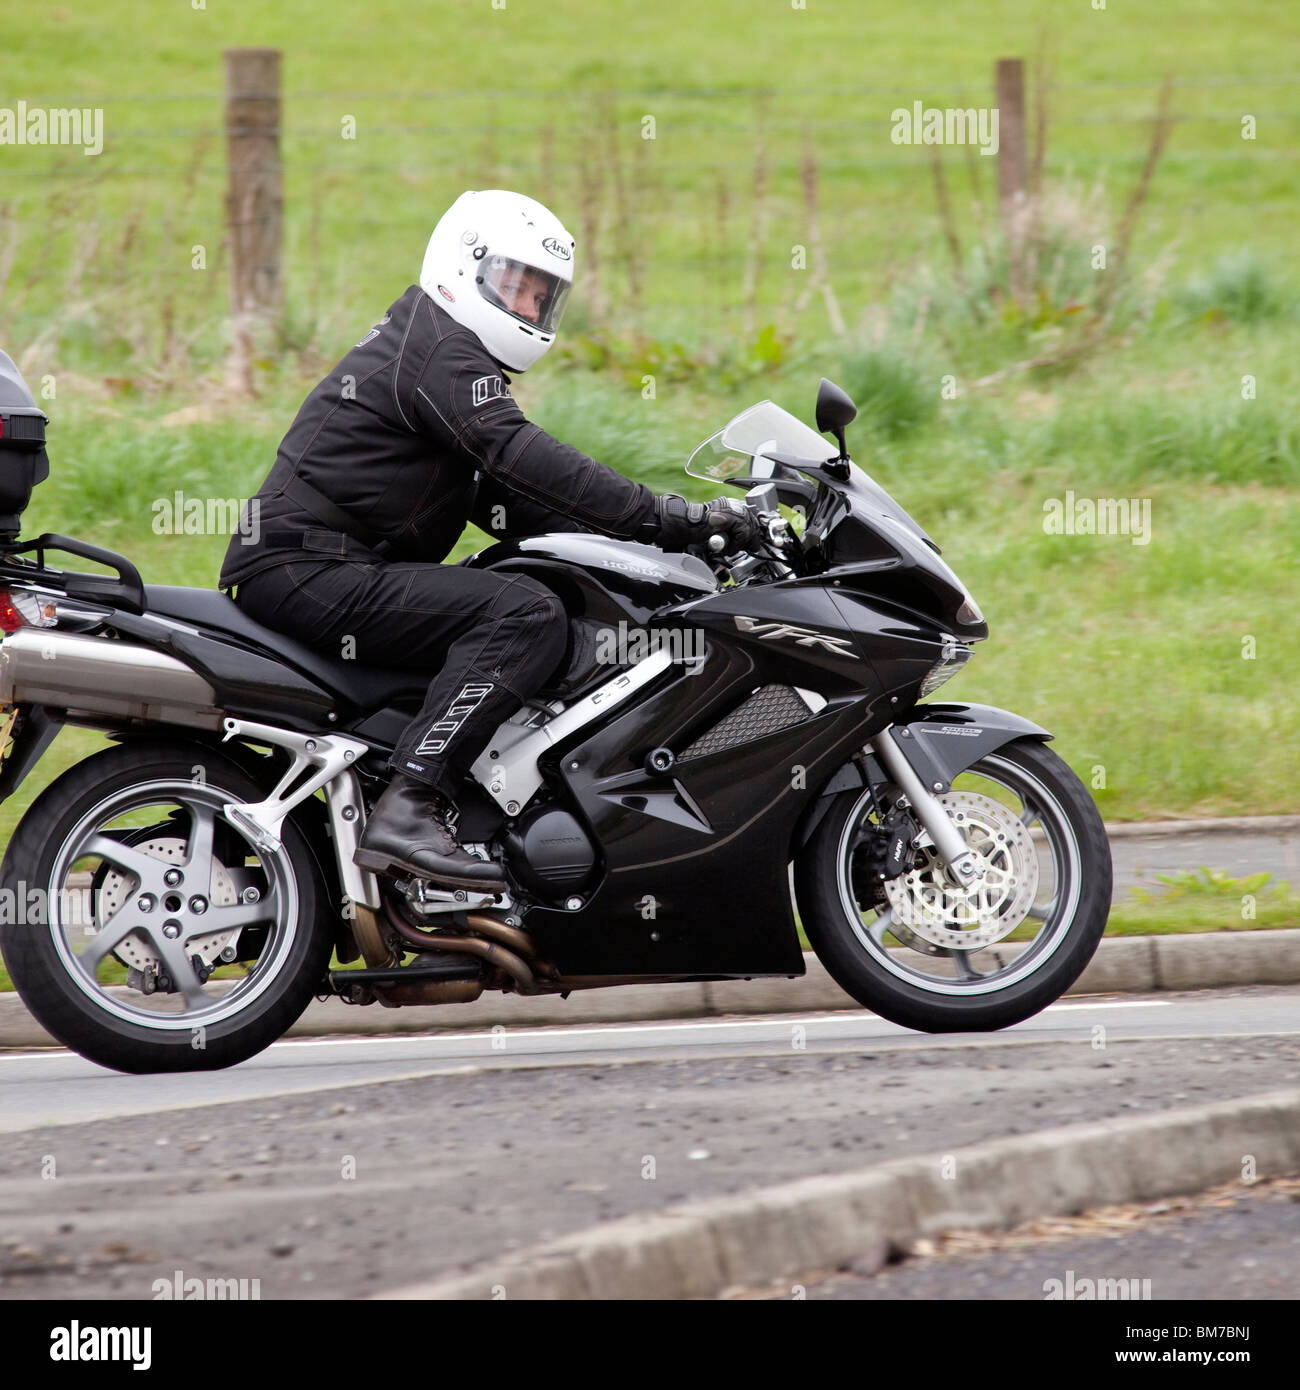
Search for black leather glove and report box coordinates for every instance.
[646,493,764,556]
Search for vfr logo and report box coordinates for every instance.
[733,615,859,659]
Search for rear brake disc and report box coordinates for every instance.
[95,835,240,981]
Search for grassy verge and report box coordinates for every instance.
[793,869,1299,954]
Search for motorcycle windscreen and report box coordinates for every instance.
[685,400,834,482]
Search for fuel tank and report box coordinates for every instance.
[465,533,718,625]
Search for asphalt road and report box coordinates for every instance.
[0,985,1296,1300]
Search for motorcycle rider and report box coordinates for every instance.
[219,189,761,893]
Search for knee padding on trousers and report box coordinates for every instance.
[503,575,569,685]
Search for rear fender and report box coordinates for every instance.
[0,705,60,806]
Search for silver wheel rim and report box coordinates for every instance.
[834,752,1082,997]
[47,778,300,1030]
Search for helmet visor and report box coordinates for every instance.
[476,254,570,336]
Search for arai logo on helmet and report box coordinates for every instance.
[541,236,572,262]
[437,285,456,303]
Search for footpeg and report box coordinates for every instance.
[396,875,506,916]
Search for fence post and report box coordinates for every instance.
[995,57,1027,306]
[223,47,282,395]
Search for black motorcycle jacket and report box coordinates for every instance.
[219,285,658,589]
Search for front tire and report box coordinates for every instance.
[0,740,334,1072]
[795,737,1111,1032]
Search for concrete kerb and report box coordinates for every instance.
[1102,815,1300,838]
[1101,811,1295,834]
[374,1088,1300,1300]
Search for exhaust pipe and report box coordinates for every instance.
[0,628,223,729]
[328,958,485,1008]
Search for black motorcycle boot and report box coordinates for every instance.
[354,774,507,891]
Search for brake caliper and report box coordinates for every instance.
[866,805,921,884]
[851,804,920,909]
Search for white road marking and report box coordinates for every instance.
[270,998,1172,1047]
[0,998,1173,1062]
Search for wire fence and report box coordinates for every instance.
[2,70,1296,381]
[13,73,1300,100]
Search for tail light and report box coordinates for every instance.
[0,588,57,634]
[0,591,24,634]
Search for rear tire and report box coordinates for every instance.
[795,738,1111,1032]
[0,740,333,1073]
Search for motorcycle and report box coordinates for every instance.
[0,356,1111,1073]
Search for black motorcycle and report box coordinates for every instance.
[0,357,1111,1073]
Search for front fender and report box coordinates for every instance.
[892,702,1051,791]
[792,703,1051,852]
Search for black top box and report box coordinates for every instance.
[0,348,50,540]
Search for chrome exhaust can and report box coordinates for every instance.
[0,628,223,729]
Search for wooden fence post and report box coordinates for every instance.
[224,48,282,395]
[995,57,1027,306]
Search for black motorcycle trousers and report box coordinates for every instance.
[234,555,569,799]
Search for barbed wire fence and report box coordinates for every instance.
[1,56,1295,393]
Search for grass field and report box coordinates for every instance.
[5,1,1300,356]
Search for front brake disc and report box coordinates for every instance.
[882,791,1039,950]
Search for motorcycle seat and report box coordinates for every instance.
[142,585,433,709]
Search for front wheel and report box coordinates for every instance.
[795,737,1111,1032]
[0,740,334,1072]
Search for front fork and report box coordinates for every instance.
[869,729,980,886]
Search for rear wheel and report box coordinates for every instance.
[795,738,1111,1032]
[0,741,333,1072]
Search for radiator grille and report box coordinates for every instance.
[677,684,811,762]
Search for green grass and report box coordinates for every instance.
[1103,868,1298,936]
[5,1,1300,369]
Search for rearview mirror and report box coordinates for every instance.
[815,378,857,461]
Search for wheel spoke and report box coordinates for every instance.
[204,888,276,932]
[77,910,141,972]
[865,905,894,948]
[185,804,217,881]
[150,932,209,1008]
[1019,799,1039,827]
[83,834,168,885]
[173,967,208,1009]
[1027,897,1058,921]
[948,948,979,980]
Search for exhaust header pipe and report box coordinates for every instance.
[0,628,223,730]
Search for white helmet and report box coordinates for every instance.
[419,189,576,372]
